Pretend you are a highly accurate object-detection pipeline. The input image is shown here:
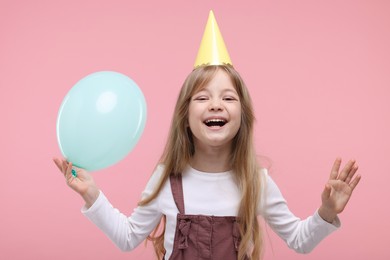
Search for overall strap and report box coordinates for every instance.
[169,174,185,214]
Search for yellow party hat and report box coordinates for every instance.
[194,10,233,68]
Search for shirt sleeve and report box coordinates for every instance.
[81,167,164,251]
[260,170,340,253]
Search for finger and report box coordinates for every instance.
[65,162,79,187]
[344,165,358,184]
[65,162,73,180]
[53,158,63,172]
[337,159,356,181]
[322,184,332,200]
[62,160,70,176]
[329,158,342,180]
[349,174,361,191]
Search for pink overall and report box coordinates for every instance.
[168,175,242,260]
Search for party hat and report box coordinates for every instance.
[194,10,233,68]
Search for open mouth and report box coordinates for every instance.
[204,119,227,127]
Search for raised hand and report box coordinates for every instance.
[53,158,100,208]
[318,158,361,223]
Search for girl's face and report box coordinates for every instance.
[188,69,242,150]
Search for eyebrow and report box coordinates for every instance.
[223,89,238,94]
[196,87,238,95]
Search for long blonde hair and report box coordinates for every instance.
[139,65,263,259]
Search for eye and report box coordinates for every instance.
[223,96,238,101]
[193,95,209,101]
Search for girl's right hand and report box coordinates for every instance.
[53,157,100,208]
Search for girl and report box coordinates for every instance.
[54,11,361,260]
[53,65,360,260]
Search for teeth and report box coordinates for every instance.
[204,119,227,127]
[205,119,226,124]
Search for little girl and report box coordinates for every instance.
[53,11,360,260]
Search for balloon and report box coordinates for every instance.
[56,71,147,171]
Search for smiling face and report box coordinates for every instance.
[188,68,242,150]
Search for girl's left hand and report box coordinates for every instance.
[318,158,361,223]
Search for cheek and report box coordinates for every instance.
[235,107,242,123]
[187,107,199,131]
[188,103,205,121]
[187,106,195,124]
[234,108,243,132]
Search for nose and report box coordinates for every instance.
[209,99,223,111]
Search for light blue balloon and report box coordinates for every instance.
[57,71,147,171]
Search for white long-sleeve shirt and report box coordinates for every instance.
[82,165,340,259]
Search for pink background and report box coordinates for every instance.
[1,0,389,259]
